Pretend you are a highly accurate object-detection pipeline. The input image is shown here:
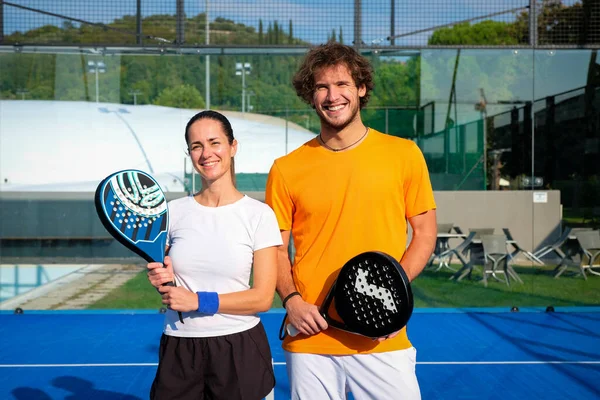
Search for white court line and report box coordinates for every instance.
[0,363,158,367]
[1,361,600,368]
[419,361,600,365]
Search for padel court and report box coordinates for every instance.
[1,308,599,399]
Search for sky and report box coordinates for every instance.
[3,0,542,47]
[2,0,591,130]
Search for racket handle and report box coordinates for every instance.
[162,281,185,324]
[286,323,299,337]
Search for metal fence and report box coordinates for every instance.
[1,1,599,49]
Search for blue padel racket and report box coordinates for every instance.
[94,169,183,324]
[281,251,413,339]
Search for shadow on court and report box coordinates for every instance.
[465,312,600,397]
[481,311,600,338]
[53,376,142,400]
[11,388,52,400]
[12,376,142,400]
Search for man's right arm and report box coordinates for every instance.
[276,230,298,301]
[277,230,328,336]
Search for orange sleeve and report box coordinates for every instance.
[404,142,436,218]
[265,161,294,231]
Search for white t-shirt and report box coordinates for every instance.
[163,195,282,337]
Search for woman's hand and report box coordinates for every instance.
[158,285,198,312]
[146,255,175,288]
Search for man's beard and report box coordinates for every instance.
[316,102,360,131]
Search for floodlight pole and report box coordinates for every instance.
[87,60,105,103]
[94,66,99,103]
[16,88,28,100]
[235,62,251,114]
[128,89,142,105]
[242,67,246,113]
[247,91,255,111]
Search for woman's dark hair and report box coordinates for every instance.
[292,42,374,109]
[185,110,236,186]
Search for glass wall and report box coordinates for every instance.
[1,48,599,312]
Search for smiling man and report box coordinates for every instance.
[266,42,437,400]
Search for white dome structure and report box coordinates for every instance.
[0,100,315,192]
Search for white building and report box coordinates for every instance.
[0,100,315,192]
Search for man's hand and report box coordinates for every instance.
[285,296,328,336]
[375,329,401,342]
[147,255,175,288]
[158,285,198,312]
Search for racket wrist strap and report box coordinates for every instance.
[197,292,219,315]
[282,291,301,309]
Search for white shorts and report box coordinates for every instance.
[284,347,421,400]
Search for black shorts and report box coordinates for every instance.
[150,321,275,400]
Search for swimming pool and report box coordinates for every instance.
[0,264,85,302]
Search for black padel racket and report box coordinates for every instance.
[94,169,183,324]
[283,251,412,339]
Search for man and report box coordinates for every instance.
[266,42,437,399]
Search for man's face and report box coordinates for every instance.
[311,64,366,131]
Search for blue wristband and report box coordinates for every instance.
[197,292,219,315]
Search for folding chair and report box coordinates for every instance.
[502,228,544,265]
[481,234,523,287]
[555,230,600,279]
[446,232,478,281]
[469,228,495,239]
[427,223,455,269]
[427,224,462,271]
[533,227,572,260]
[453,226,465,235]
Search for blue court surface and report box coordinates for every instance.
[1,308,599,399]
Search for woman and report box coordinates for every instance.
[147,110,281,400]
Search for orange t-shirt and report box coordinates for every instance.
[265,129,436,355]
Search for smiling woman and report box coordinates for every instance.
[144,110,283,400]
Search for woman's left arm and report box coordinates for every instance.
[217,245,278,314]
[160,245,278,314]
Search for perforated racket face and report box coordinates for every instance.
[333,252,413,338]
[94,170,168,263]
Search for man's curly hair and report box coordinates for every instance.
[292,42,374,109]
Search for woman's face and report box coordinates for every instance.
[187,118,237,185]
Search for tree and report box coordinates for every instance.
[429,20,521,46]
[339,26,344,44]
[289,20,293,44]
[429,1,599,47]
[274,21,280,45]
[258,19,264,44]
[267,23,273,44]
[154,84,205,109]
[516,0,599,45]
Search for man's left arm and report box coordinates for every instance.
[401,209,437,282]
[377,209,437,342]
